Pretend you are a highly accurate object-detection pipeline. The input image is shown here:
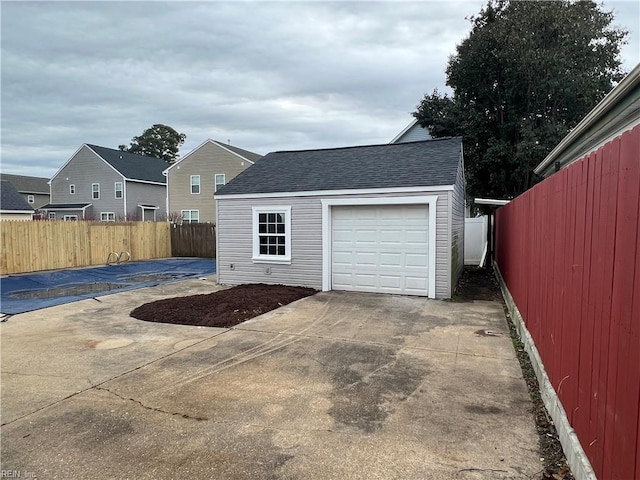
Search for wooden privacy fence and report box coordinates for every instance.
[494,125,639,480]
[170,223,216,258]
[0,221,171,275]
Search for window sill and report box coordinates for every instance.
[252,256,291,265]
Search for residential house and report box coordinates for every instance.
[164,139,261,224]
[0,173,50,209]
[390,118,431,143]
[0,180,34,220]
[215,137,465,299]
[42,144,167,221]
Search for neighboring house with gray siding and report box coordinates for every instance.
[0,180,34,220]
[164,139,261,224]
[42,144,166,221]
[0,173,50,209]
[391,118,431,143]
[215,137,465,299]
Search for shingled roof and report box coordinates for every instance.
[1,180,34,212]
[86,145,167,183]
[0,174,49,194]
[216,137,462,196]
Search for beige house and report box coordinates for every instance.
[165,140,261,224]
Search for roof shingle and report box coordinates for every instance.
[0,174,49,194]
[216,137,462,196]
[86,145,167,183]
[1,180,34,211]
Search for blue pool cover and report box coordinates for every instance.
[0,259,216,315]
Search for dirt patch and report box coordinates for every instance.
[456,266,574,480]
[130,283,317,328]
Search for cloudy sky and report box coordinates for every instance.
[1,1,638,178]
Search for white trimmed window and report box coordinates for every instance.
[215,174,226,192]
[27,194,35,204]
[69,184,75,195]
[115,182,123,199]
[252,206,291,263]
[92,183,100,199]
[181,209,199,223]
[49,212,56,220]
[190,175,200,194]
[63,215,78,221]
[100,212,116,222]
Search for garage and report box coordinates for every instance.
[331,204,430,295]
[216,137,465,299]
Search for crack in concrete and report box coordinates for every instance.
[94,386,207,421]
[2,371,92,382]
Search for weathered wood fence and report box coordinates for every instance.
[170,223,216,258]
[494,125,639,480]
[0,221,171,275]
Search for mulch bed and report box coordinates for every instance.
[455,266,574,480]
[130,283,317,328]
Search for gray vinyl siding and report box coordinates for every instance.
[450,153,466,292]
[125,181,166,220]
[394,124,432,143]
[218,190,452,298]
[23,192,50,209]
[50,145,125,218]
[167,141,253,224]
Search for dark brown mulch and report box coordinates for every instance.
[455,266,574,480]
[130,283,317,328]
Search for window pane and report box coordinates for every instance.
[278,246,285,255]
[277,213,284,223]
[267,223,275,233]
[268,245,276,255]
[268,213,276,223]
[277,236,285,245]
[258,224,267,233]
[260,245,267,254]
[259,213,266,223]
[276,223,285,234]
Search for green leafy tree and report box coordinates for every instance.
[414,0,627,200]
[119,124,186,164]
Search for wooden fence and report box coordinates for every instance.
[494,125,639,480]
[0,221,171,275]
[170,223,216,258]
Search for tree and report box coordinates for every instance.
[119,124,186,164]
[414,0,627,200]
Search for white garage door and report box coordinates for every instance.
[331,204,429,296]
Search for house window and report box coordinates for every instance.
[100,212,116,222]
[63,215,78,221]
[70,184,75,195]
[181,210,199,223]
[252,206,291,263]
[92,183,100,199]
[27,194,35,204]
[190,175,200,194]
[49,212,56,220]
[215,174,226,192]
[115,182,123,199]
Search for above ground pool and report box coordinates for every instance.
[0,258,216,315]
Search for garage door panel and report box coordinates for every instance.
[331,204,429,296]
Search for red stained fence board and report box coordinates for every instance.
[495,125,639,480]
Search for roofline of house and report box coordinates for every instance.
[215,184,455,200]
[163,139,257,174]
[389,118,419,143]
[0,209,35,214]
[534,63,640,177]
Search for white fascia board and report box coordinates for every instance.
[321,195,438,299]
[535,63,640,176]
[48,144,88,182]
[164,139,213,173]
[1,210,34,214]
[390,118,419,143]
[216,185,455,201]
[125,178,166,186]
[474,198,511,206]
[212,141,256,165]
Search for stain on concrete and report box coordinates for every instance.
[474,329,502,337]
[319,343,428,432]
[464,404,504,415]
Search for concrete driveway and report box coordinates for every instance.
[1,279,542,479]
